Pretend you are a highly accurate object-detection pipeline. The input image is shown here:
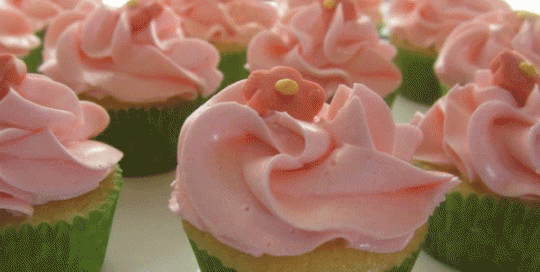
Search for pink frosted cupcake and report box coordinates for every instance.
[39,0,223,176]
[413,50,540,271]
[436,10,540,91]
[2,0,102,73]
[0,54,123,271]
[385,0,510,104]
[247,0,401,103]
[162,0,280,88]
[170,66,459,271]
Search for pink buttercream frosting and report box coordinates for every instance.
[385,0,510,53]
[247,0,401,98]
[170,66,458,257]
[285,0,383,24]
[0,2,40,56]
[0,54,122,217]
[4,0,101,31]
[39,1,223,103]
[162,0,279,48]
[413,50,540,199]
[435,10,540,88]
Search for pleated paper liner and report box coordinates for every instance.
[183,221,427,272]
[216,45,250,92]
[392,44,443,105]
[423,179,540,272]
[21,29,45,74]
[82,95,205,177]
[0,166,123,272]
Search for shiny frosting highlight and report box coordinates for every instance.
[385,0,510,53]
[39,0,223,103]
[413,51,540,199]
[0,55,122,217]
[0,2,40,56]
[435,10,540,88]
[170,66,458,257]
[247,0,401,98]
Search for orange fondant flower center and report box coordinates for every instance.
[241,67,325,122]
[490,51,539,107]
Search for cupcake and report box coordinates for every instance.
[169,66,459,271]
[385,0,510,104]
[0,55,123,271]
[436,9,540,92]
[2,0,102,72]
[162,0,280,89]
[39,0,223,176]
[247,0,401,103]
[412,50,540,271]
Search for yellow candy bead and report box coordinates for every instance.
[516,10,540,20]
[519,61,539,78]
[275,79,299,95]
[126,0,137,8]
[323,0,337,10]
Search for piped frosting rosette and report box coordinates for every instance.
[162,0,279,48]
[170,66,458,257]
[0,2,40,56]
[247,0,401,98]
[413,50,540,199]
[435,10,540,88]
[286,0,383,25]
[3,0,101,31]
[39,0,223,104]
[385,0,510,54]
[0,55,122,218]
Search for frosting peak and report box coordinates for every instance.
[241,67,325,121]
[0,55,26,95]
[128,2,164,34]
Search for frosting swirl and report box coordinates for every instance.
[413,50,540,199]
[170,66,458,257]
[435,10,540,88]
[0,54,122,217]
[0,3,40,56]
[39,1,223,103]
[162,0,279,48]
[385,0,510,54]
[4,0,101,31]
[247,0,401,98]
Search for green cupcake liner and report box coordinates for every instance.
[0,168,123,272]
[423,191,540,271]
[393,47,442,105]
[218,51,249,91]
[95,98,204,177]
[189,238,421,272]
[21,30,45,74]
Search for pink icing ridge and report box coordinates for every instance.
[247,0,401,98]
[414,51,540,199]
[0,3,40,56]
[385,0,510,52]
[39,1,223,103]
[170,66,458,256]
[0,55,122,217]
[435,10,540,88]
[5,0,101,31]
[162,0,279,47]
[286,0,383,24]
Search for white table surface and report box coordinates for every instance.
[101,94,460,272]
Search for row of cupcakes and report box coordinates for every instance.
[3,32,540,272]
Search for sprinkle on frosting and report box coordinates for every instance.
[519,62,539,78]
[516,10,540,20]
[490,51,539,107]
[129,2,164,34]
[0,55,26,98]
[126,0,138,7]
[275,78,299,96]
[323,0,337,10]
[241,67,325,122]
